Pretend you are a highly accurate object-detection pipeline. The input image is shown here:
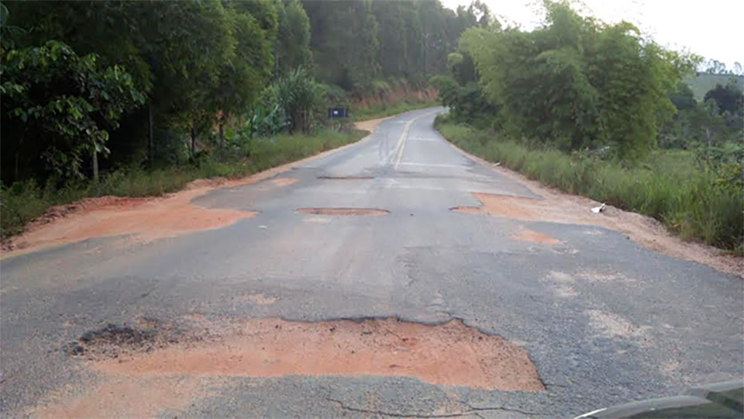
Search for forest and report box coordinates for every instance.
[0,0,487,237]
[432,1,743,251]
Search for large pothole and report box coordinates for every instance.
[82,317,543,392]
[40,318,543,418]
[296,208,389,216]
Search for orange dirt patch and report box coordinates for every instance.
[354,116,393,133]
[452,189,744,278]
[296,208,389,216]
[33,377,204,419]
[4,187,258,257]
[92,318,544,392]
[511,229,561,245]
[270,178,297,187]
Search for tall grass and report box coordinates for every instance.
[0,129,366,240]
[436,118,743,251]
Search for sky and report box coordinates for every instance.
[441,0,743,69]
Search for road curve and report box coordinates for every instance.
[1,107,742,417]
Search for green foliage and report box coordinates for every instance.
[1,40,145,182]
[461,1,698,158]
[686,72,744,100]
[303,0,484,91]
[431,75,492,126]
[352,99,438,121]
[275,0,313,75]
[704,80,744,119]
[436,117,743,250]
[271,67,324,134]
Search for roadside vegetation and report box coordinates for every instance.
[432,1,743,252]
[0,0,491,240]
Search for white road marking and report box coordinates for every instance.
[389,110,440,170]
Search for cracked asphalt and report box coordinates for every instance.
[1,108,742,418]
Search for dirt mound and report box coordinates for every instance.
[296,208,389,216]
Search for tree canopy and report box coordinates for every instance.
[2,0,483,186]
[459,1,698,158]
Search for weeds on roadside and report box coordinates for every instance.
[435,118,744,251]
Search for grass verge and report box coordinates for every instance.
[435,117,743,252]
[0,128,366,240]
[352,100,438,121]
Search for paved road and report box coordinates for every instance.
[1,108,742,418]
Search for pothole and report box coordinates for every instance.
[63,319,193,360]
[451,194,541,220]
[84,318,544,392]
[296,208,389,216]
[318,175,374,180]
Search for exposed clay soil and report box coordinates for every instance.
[450,161,743,278]
[2,185,258,257]
[33,317,542,418]
[89,318,543,392]
[33,377,205,419]
[353,115,393,133]
[511,228,562,245]
[296,208,390,216]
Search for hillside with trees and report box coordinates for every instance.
[0,0,487,238]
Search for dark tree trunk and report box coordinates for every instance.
[219,122,225,160]
[92,149,99,183]
[191,123,196,155]
[148,103,154,166]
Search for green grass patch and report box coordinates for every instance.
[352,100,438,121]
[435,117,743,251]
[0,129,366,240]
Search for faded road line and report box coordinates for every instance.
[389,110,440,170]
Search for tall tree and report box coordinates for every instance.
[275,0,312,76]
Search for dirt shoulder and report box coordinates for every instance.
[449,143,744,279]
[1,123,382,259]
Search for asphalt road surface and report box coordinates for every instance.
[1,108,742,418]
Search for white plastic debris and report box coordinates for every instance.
[492,162,501,167]
[591,203,606,214]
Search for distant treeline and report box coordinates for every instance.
[1,0,488,186]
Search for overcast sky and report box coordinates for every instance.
[441,0,743,69]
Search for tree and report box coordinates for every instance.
[1,41,144,182]
[272,66,323,134]
[704,81,744,116]
[275,0,312,76]
[669,82,696,112]
[733,62,743,76]
[461,1,697,158]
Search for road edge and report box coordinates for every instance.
[441,130,744,279]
